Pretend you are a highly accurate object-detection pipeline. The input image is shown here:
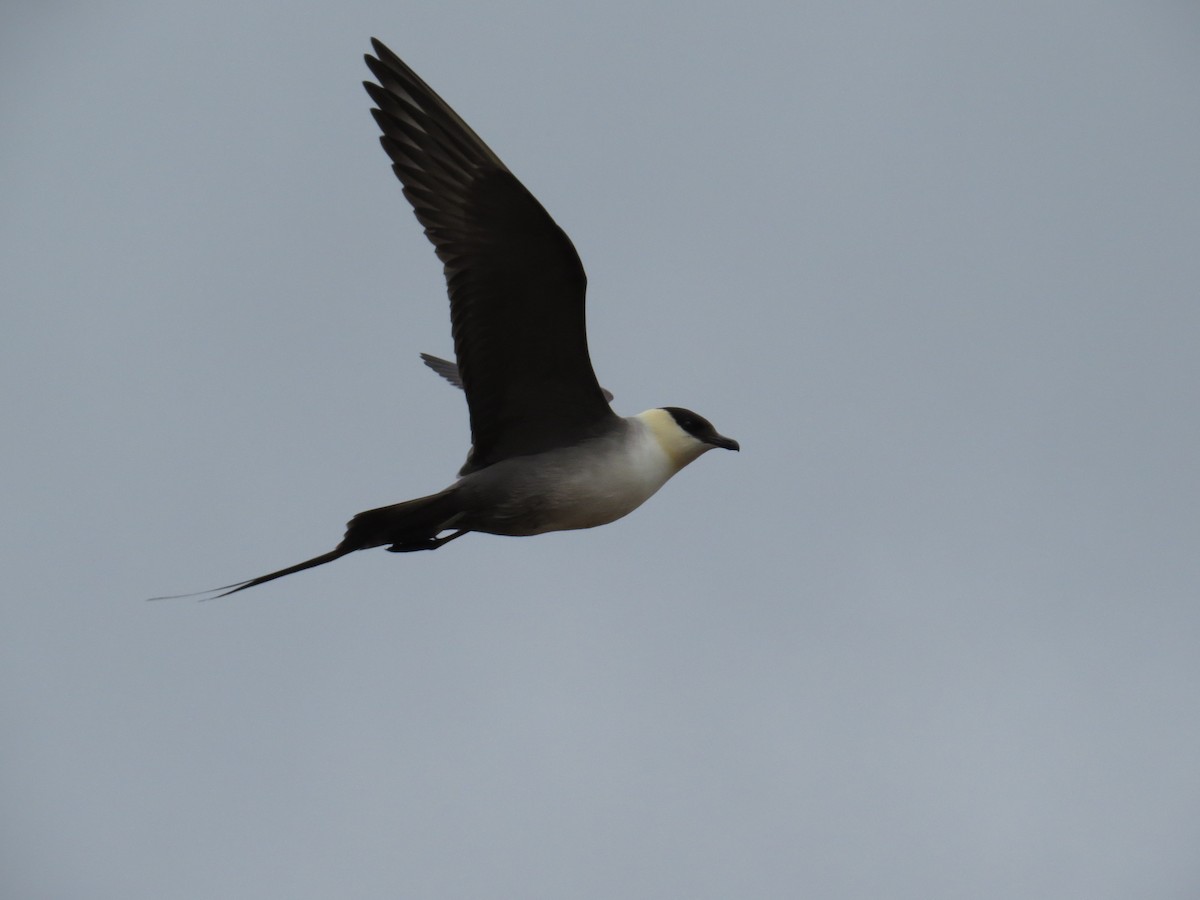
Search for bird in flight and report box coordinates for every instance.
[157,38,737,599]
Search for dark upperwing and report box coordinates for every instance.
[420,352,613,403]
[364,39,616,471]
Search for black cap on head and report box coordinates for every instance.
[663,407,739,451]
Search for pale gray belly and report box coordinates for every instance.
[453,448,674,536]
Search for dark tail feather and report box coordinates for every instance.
[342,487,464,551]
[212,546,357,597]
[147,546,355,601]
[148,488,464,601]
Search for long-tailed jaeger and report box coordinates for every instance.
[159,39,738,598]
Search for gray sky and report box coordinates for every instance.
[5,1,1200,897]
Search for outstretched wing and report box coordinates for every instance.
[420,352,613,402]
[364,40,615,470]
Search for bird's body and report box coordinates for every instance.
[156,39,737,599]
[444,410,705,537]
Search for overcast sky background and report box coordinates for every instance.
[4,1,1200,897]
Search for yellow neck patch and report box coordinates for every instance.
[635,408,707,470]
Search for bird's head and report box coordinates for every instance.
[638,407,739,468]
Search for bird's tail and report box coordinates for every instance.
[341,486,465,551]
[149,487,465,600]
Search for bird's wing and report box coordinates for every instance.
[420,352,613,403]
[364,39,615,469]
[419,352,464,389]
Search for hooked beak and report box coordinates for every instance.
[707,433,740,452]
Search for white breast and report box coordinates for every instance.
[461,417,686,535]
[544,421,681,530]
